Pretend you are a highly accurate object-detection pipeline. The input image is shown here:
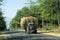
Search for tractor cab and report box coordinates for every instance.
[27,22,37,34]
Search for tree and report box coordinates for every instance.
[10,7,31,28]
[0,11,6,31]
[10,6,39,28]
[10,4,41,28]
[36,0,60,26]
[0,0,6,31]
[0,0,3,5]
[10,0,60,29]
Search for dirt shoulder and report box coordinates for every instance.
[38,31,60,37]
[42,33,60,37]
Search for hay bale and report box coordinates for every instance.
[20,16,38,29]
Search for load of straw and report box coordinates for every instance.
[20,16,38,29]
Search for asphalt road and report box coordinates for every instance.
[0,31,60,40]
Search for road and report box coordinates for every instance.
[0,30,60,40]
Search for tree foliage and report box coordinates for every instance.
[37,0,60,20]
[0,0,3,5]
[0,0,6,31]
[10,0,60,28]
[0,11,6,31]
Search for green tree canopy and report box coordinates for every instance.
[0,0,6,31]
[10,0,60,28]
[36,0,60,20]
[0,11,6,31]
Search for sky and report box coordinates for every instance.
[1,0,28,29]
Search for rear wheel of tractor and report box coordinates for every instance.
[35,30,37,33]
[32,30,37,33]
[25,30,26,33]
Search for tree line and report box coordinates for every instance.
[10,0,60,29]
